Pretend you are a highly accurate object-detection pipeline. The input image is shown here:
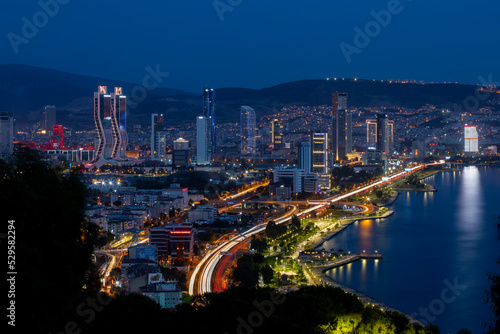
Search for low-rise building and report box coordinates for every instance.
[139,280,182,310]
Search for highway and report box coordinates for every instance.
[188,163,444,295]
[224,180,269,201]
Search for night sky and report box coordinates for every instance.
[1,0,499,92]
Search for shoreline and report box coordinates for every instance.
[303,193,428,328]
[306,266,426,327]
[310,210,394,250]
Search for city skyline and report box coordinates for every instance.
[2,2,500,333]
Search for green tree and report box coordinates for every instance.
[291,215,301,229]
[261,265,274,284]
[251,236,268,253]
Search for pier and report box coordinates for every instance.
[300,253,426,328]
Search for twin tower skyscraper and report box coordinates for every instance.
[93,85,128,167]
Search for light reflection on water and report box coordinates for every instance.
[323,167,500,333]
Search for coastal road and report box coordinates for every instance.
[189,162,444,295]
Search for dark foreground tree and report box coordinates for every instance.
[1,149,98,332]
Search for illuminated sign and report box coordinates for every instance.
[170,230,191,235]
[98,85,107,94]
[381,177,390,181]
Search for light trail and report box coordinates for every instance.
[189,163,444,295]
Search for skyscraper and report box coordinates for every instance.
[376,113,390,154]
[332,92,351,161]
[112,87,128,159]
[464,125,478,154]
[311,132,330,189]
[151,113,167,160]
[240,106,256,155]
[43,105,56,134]
[366,119,377,149]
[196,116,211,165]
[332,92,348,111]
[271,119,284,149]
[366,115,394,153]
[298,140,311,175]
[94,86,128,166]
[203,87,216,153]
[173,138,190,167]
[94,86,113,164]
[0,112,14,156]
[311,132,328,174]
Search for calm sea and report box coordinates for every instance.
[324,166,500,333]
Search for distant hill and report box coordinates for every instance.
[0,64,191,129]
[0,64,489,129]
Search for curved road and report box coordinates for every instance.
[188,163,443,295]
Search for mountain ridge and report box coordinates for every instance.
[0,64,487,129]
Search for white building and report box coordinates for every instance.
[188,205,218,223]
[139,278,182,309]
[464,125,478,154]
[162,184,188,209]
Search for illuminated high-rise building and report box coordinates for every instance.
[151,113,167,160]
[43,105,56,134]
[331,92,351,161]
[366,119,378,149]
[197,116,211,165]
[376,113,389,153]
[173,138,190,167]
[112,87,128,159]
[311,132,330,189]
[311,132,328,174]
[271,119,284,149]
[464,125,478,154]
[94,86,128,166]
[203,87,215,153]
[94,86,113,164]
[240,106,256,155]
[366,114,394,153]
[332,92,348,112]
[298,140,311,175]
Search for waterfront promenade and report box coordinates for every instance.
[300,256,426,327]
[309,209,394,250]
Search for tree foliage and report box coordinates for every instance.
[1,149,97,332]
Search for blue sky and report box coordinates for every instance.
[1,0,499,92]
